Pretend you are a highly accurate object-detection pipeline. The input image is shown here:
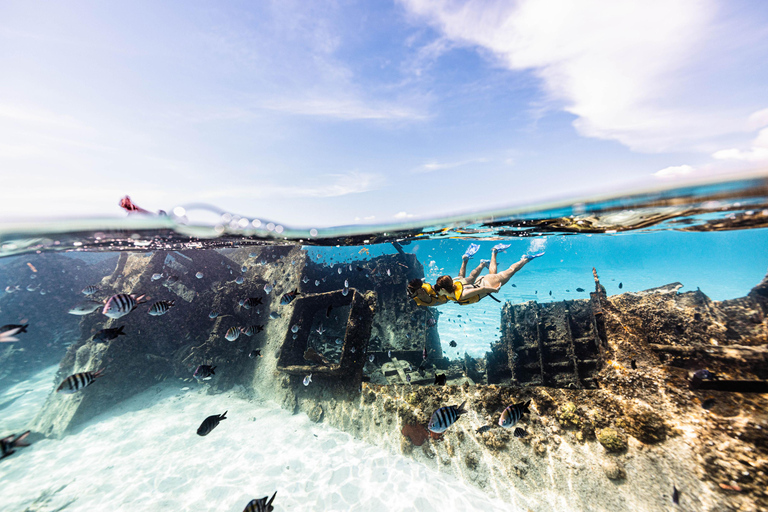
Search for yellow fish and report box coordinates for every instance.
[358,248,369,255]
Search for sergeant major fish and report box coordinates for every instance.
[513,427,527,438]
[243,491,277,512]
[243,297,263,309]
[82,285,99,295]
[197,411,227,436]
[225,327,240,341]
[103,293,147,319]
[240,325,264,337]
[427,401,467,434]
[56,369,105,394]
[499,400,531,429]
[148,300,175,316]
[280,289,300,305]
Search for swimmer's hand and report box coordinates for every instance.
[523,252,545,261]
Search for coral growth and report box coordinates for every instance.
[597,428,628,453]
[401,423,429,446]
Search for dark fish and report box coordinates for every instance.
[672,485,679,505]
[82,285,99,295]
[576,287,585,292]
[280,289,300,305]
[499,400,531,428]
[535,290,537,294]
[56,369,105,394]
[511,284,516,287]
[249,350,261,359]
[356,266,365,271]
[618,282,623,289]
[1,430,30,460]
[326,304,333,318]
[243,491,277,512]
[197,411,227,436]
[566,289,570,292]
[93,325,126,343]
[549,290,552,296]
[449,340,457,348]
[0,324,28,334]
[103,293,147,319]
[0,326,23,343]
[702,398,716,410]
[148,300,175,316]
[630,359,637,370]
[166,275,179,285]
[513,427,527,438]
[434,373,447,386]
[476,425,492,434]
[193,365,216,380]
[428,401,467,433]
[243,297,263,309]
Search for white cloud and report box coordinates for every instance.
[712,127,768,162]
[654,164,694,178]
[394,211,415,218]
[198,171,384,200]
[263,98,426,121]
[399,0,765,153]
[414,157,488,173]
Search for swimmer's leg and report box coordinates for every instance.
[482,256,531,289]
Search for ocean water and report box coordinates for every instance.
[0,177,767,511]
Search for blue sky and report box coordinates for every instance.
[1,0,767,227]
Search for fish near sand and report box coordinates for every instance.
[1,430,31,460]
[103,293,147,319]
[69,300,103,315]
[513,427,527,438]
[197,411,227,436]
[241,325,263,337]
[243,297,263,309]
[434,373,447,386]
[243,491,277,512]
[476,425,492,434]
[303,373,312,386]
[499,400,531,429]
[280,289,300,305]
[56,369,105,394]
[249,350,261,359]
[148,300,175,316]
[193,365,216,380]
[82,285,99,295]
[672,485,679,505]
[576,287,585,292]
[225,327,240,341]
[93,325,126,343]
[427,401,468,434]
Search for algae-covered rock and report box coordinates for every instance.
[597,428,628,452]
[556,402,581,429]
[621,406,668,444]
[307,404,324,423]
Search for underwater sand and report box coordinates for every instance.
[0,367,514,512]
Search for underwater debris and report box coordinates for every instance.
[304,348,330,365]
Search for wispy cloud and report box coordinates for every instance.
[400,0,766,153]
[413,157,488,173]
[199,171,384,200]
[263,98,427,121]
[394,211,415,218]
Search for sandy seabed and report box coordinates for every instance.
[0,367,514,512]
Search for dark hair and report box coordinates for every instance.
[407,278,423,297]
[435,275,453,293]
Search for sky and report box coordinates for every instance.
[1,0,767,228]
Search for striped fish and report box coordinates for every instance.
[240,325,259,336]
[499,400,531,429]
[82,285,99,295]
[56,369,105,394]
[476,425,492,434]
[148,300,175,316]
[243,491,277,512]
[225,327,240,341]
[427,400,468,434]
[243,297,262,309]
[280,289,300,305]
[197,411,227,436]
[102,293,147,319]
[513,427,528,438]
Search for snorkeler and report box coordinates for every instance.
[407,243,487,307]
[433,244,544,305]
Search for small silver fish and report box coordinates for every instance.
[151,273,163,281]
[315,280,320,286]
[316,324,325,335]
[303,373,312,386]
[264,283,273,294]
[209,311,219,319]
[388,350,391,358]
[225,327,240,341]
[196,272,204,279]
[235,277,244,284]
[368,354,375,362]
[269,311,280,319]
[291,325,299,333]
[69,300,103,315]
[241,265,247,272]
[302,276,309,284]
